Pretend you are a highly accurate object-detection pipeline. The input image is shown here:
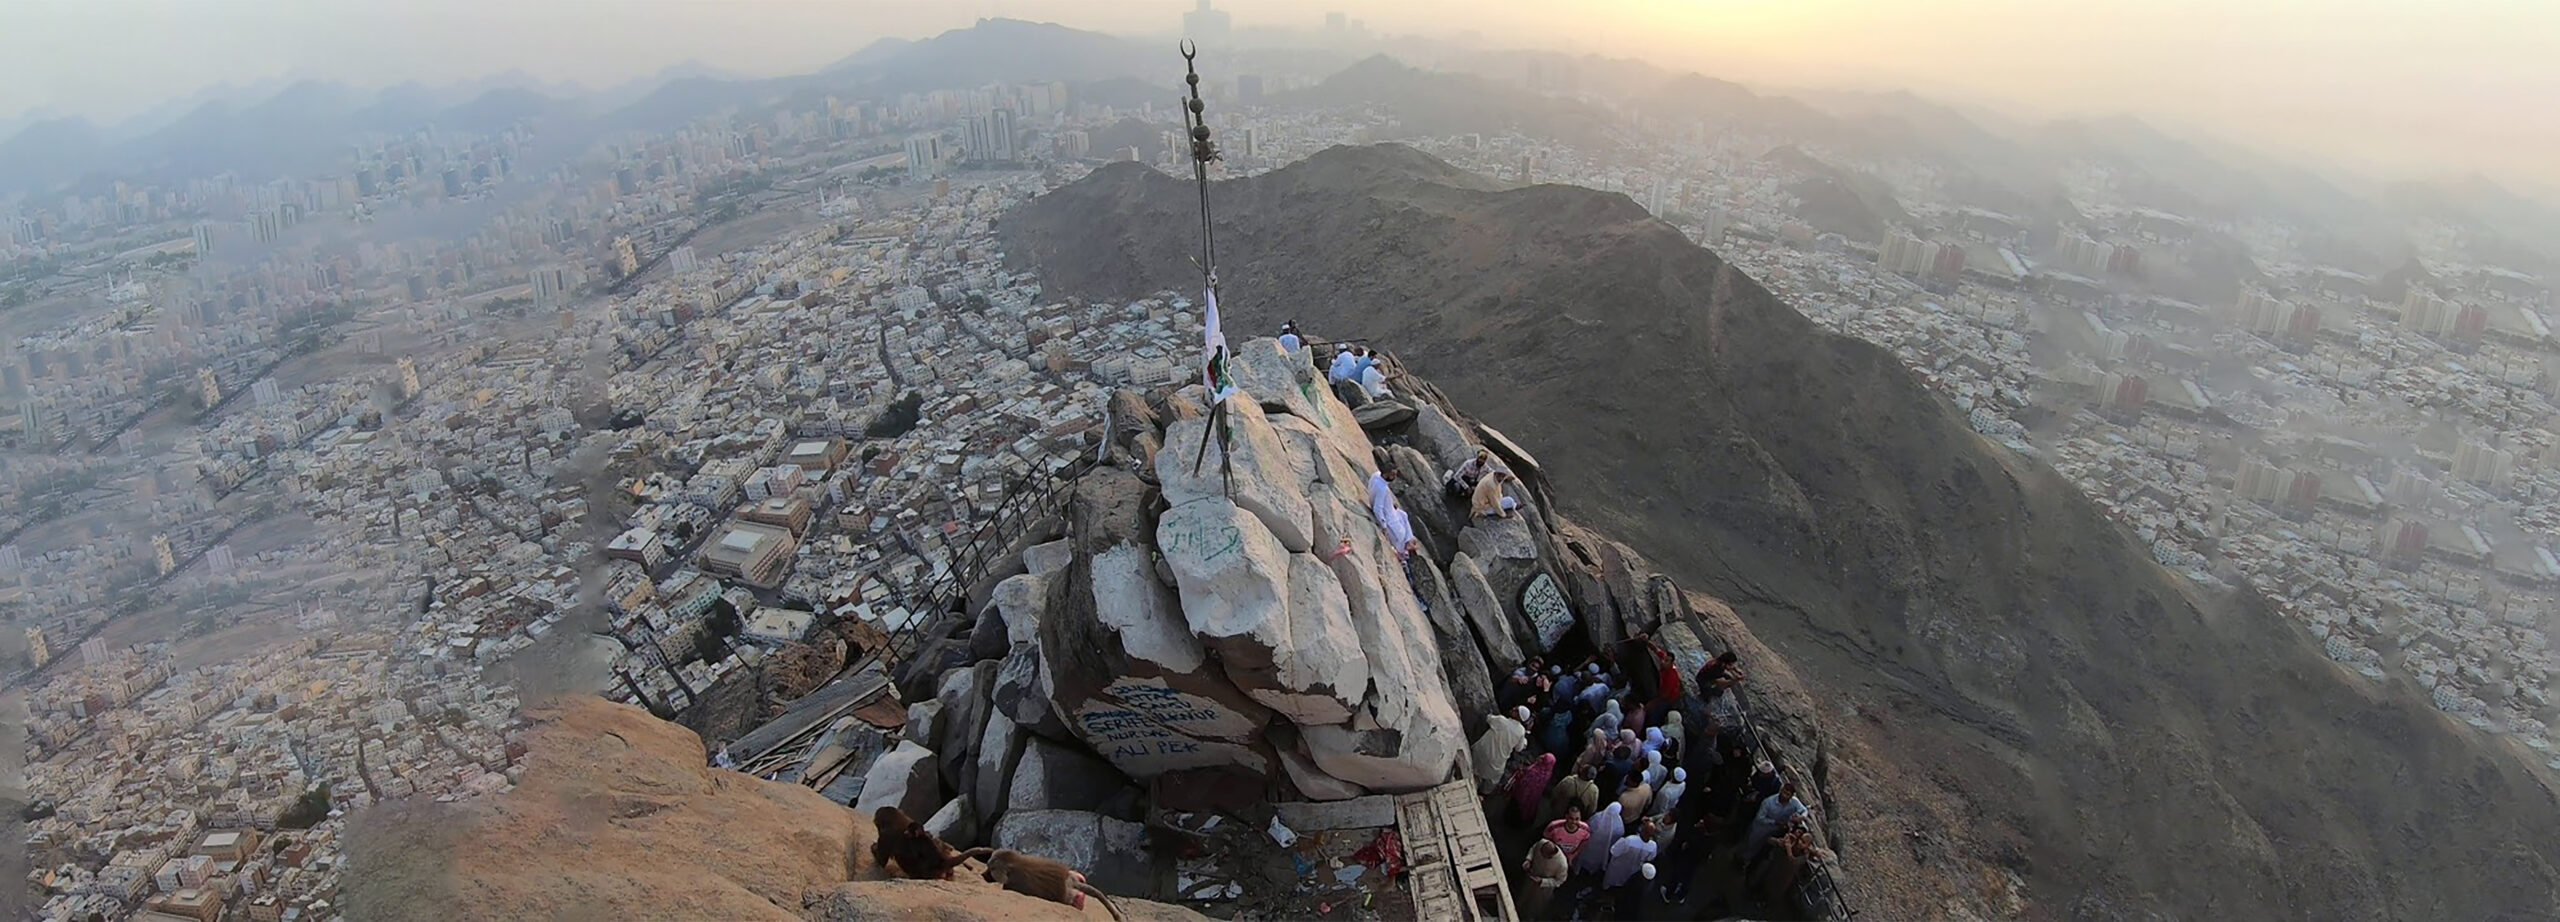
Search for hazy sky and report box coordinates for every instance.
[5,0,2555,187]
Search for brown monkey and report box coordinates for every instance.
[870,806,965,880]
[955,847,1126,921]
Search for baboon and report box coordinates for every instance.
[869,806,964,880]
[959,847,1125,921]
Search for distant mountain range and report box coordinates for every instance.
[0,19,1156,198]
[4,17,2557,278]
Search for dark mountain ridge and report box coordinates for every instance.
[1000,144,2560,920]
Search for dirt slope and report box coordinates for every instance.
[1000,145,2560,920]
[343,696,1202,922]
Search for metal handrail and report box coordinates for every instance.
[874,453,1101,671]
[1716,675,1857,919]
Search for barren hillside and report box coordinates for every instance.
[1000,145,2560,920]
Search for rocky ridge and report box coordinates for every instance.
[999,143,2560,919]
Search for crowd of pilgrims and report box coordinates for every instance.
[1276,327,1832,917]
[1472,638,1834,920]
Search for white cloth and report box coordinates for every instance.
[1574,804,1625,875]
[1593,699,1623,739]
[1368,472,1397,530]
[1653,777,1687,820]
[1602,833,1658,888]
[1471,715,1528,793]
[1202,286,1236,401]
[1329,350,1358,382]
[1358,364,1389,398]
[1640,751,1667,790]
[1278,332,1302,354]
[1386,507,1417,556]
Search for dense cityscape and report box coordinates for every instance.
[1,5,2555,920]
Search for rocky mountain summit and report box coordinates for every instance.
[348,332,1824,918]
[1001,144,2560,919]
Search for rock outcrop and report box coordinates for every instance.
[1001,141,2560,920]
[998,342,1473,800]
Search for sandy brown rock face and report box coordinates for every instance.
[342,696,871,922]
[803,878,1211,922]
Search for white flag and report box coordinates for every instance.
[1203,285,1238,401]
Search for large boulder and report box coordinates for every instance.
[1448,553,1525,673]
[1009,736,1135,813]
[994,572,1054,648]
[1409,555,1497,729]
[1410,402,1477,469]
[1355,399,1417,430]
[1023,538,1074,577]
[904,700,944,748]
[923,794,980,849]
[937,660,1000,797]
[1275,740,1369,801]
[994,643,1071,742]
[974,709,1024,818]
[992,809,1160,900]
[1296,494,1467,792]
[1156,498,1367,725]
[968,604,1010,661]
[1157,393,1314,553]
[1300,693,1465,792]
[1042,467,1277,781]
[1458,512,1549,641]
[853,740,942,822]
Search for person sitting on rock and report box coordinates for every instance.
[1471,469,1521,520]
[1444,448,1496,501]
[1358,355,1391,399]
[1369,467,1400,531]
[1328,345,1359,382]
[1386,506,1419,562]
[1278,321,1302,355]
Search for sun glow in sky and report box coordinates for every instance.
[3,0,2554,187]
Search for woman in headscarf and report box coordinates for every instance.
[1571,728,1610,777]
[1641,750,1669,790]
[1519,837,1570,919]
[1658,709,1687,764]
[1653,767,1689,822]
[1573,802,1625,877]
[1510,753,1558,826]
[1592,699,1623,740]
[1640,727,1667,761]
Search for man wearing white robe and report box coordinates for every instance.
[1328,346,1358,382]
[1358,362,1390,399]
[1368,469,1399,531]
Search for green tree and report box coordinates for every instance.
[691,630,729,665]
[706,598,742,638]
[863,392,925,438]
[276,783,332,829]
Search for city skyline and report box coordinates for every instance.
[1,0,2555,193]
